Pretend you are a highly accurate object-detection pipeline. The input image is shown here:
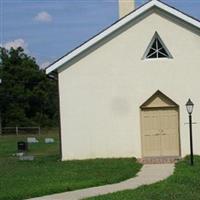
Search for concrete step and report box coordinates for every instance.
[138,157,181,164]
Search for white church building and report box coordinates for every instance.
[46,0,200,161]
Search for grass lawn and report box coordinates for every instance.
[0,131,142,200]
[86,156,200,200]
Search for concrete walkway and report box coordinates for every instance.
[28,164,174,200]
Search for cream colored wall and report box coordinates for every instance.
[58,8,200,160]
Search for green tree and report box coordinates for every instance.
[0,47,58,127]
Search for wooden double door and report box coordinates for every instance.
[141,108,180,157]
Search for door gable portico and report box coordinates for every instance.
[140,90,180,158]
[141,90,178,109]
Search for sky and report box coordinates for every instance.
[1,0,200,68]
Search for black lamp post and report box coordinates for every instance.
[186,99,194,165]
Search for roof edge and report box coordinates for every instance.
[46,0,200,74]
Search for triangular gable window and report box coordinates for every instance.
[143,32,172,59]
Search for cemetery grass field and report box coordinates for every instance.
[86,156,200,200]
[0,130,142,200]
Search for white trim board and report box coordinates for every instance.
[46,0,200,74]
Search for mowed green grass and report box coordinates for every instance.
[86,156,200,200]
[0,132,142,200]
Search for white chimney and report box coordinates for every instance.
[119,0,135,19]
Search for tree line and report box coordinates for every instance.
[0,47,59,127]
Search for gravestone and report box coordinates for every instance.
[17,141,28,151]
[16,152,24,157]
[45,138,55,144]
[19,155,34,161]
[27,137,39,143]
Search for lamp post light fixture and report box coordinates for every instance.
[186,99,194,165]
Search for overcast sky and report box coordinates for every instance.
[1,0,200,68]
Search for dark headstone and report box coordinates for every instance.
[17,141,28,152]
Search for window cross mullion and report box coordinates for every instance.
[147,51,157,58]
[158,50,168,57]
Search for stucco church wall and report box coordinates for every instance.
[58,8,200,160]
